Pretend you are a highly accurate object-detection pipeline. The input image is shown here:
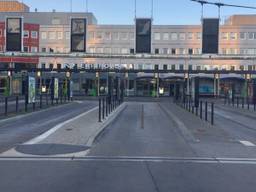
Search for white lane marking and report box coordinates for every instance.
[1,157,256,165]
[75,101,83,104]
[25,106,98,145]
[239,140,256,147]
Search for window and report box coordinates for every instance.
[188,48,193,55]
[49,48,54,53]
[163,64,168,70]
[23,46,29,52]
[49,32,56,40]
[154,65,159,70]
[121,48,129,54]
[96,47,103,53]
[171,48,176,55]
[89,32,94,40]
[113,32,119,40]
[154,33,161,40]
[49,64,54,69]
[179,33,186,40]
[179,48,186,54]
[171,65,176,70]
[240,49,247,55]
[188,65,193,70]
[112,47,119,54]
[31,31,38,39]
[41,48,47,52]
[57,64,61,70]
[23,30,29,38]
[179,64,184,70]
[130,49,135,54]
[240,32,246,40]
[0,29,2,37]
[41,32,47,39]
[0,45,2,52]
[162,48,169,54]
[65,31,70,40]
[248,32,254,40]
[31,47,38,53]
[120,32,128,40]
[155,48,159,54]
[196,32,201,40]
[171,33,178,40]
[222,48,228,55]
[104,32,111,40]
[129,32,135,40]
[104,47,111,54]
[187,33,193,40]
[57,32,63,40]
[41,63,46,69]
[89,47,95,53]
[96,32,103,40]
[163,33,169,40]
[221,33,228,40]
[230,32,237,40]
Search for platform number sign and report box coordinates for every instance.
[136,18,152,54]
[71,18,87,52]
[202,18,219,54]
[6,18,22,52]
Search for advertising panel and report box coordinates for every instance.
[136,18,152,54]
[6,18,22,52]
[54,78,59,99]
[71,18,87,52]
[28,76,36,104]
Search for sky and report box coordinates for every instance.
[21,0,256,25]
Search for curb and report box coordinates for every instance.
[86,103,127,147]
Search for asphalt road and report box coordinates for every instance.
[0,100,97,153]
[1,99,256,192]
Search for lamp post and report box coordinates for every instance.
[96,72,100,96]
[125,72,129,97]
[37,71,42,95]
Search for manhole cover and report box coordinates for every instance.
[16,144,90,156]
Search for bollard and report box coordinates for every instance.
[4,97,8,116]
[247,97,250,110]
[200,101,203,119]
[102,97,105,120]
[33,102,36,111]
[196,107,198,116]
[25,96,28,112]
[211,103,214,125]
[40,94,42,109]
[106,97,108,117]
[98,97,102,122]
[205,102,208,122]
[16,96,19,113]
[237,97,239,108]
[192,106,194,114]
[242,97,245,108]
[46,94,49,106]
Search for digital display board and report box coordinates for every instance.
[71,18,87,52]
[136,18,152,54]
[202,18,219,54]
[6,18,22,52]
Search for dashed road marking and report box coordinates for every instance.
[239,140,256,147]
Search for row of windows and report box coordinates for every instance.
[0,29,38,39]
[88,31,135,41]
[41,31,70,40]
[221,32,256,40]
[41,47,69,53]
[154,32,201,41]
[23,46,38,52]
[39,63,256,71]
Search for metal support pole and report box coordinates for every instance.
[103,97,105,119]
[98,97,102,122]
[16,96,19,113]
[200,101,203,119]
[211,102,214,125]
[4,97,8,116]
[205,102,208,122]
[33,102,35,111]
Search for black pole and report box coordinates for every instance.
[103,97,105,119]
[98,97,102,122]
[200,101,203,119]
[4,97,8,116]
[211,102,214,125]
[16,96,19,113]
[205,102,208,122]
[40,94,42,109]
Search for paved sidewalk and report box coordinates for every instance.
[1,103,127,157]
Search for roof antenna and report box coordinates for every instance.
[135,0,137,19]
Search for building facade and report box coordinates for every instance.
[0,0,29,12]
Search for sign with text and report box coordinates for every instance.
[202,18,219,54]
[6,18,22,52]
[136,18,152,54]
[71,18,87,52]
